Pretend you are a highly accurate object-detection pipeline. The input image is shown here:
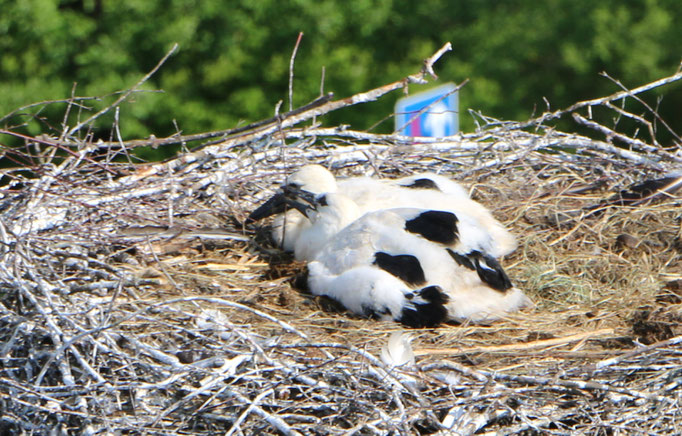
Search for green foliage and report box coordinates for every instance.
[0,0,680,150]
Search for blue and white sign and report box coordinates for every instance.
[395,83,459,137]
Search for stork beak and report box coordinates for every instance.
[246,192,289,223]
[246,186,318,224]
[281,185,318,207]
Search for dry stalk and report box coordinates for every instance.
[1,44,681,434]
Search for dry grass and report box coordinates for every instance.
[2,129,681,434]
[1,57,682,434]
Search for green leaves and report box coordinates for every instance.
[0,0,680,148]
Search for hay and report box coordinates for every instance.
[1,47,681,434]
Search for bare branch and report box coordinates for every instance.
[510,69,682,132]
[288,32,304,112]
[2,42,681,435]
[67,43,179,137]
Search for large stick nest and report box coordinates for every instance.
[1,46,681,434]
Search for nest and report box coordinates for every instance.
[1,46,682,434]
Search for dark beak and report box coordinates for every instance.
[247,192,288,223]
[281,185,318,209]
[246,186,318,224]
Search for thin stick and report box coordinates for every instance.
[420,42,452,79]
[117,43,454,182]
[601,71,682,143]
[590,334,682,372]
[314,66,326,125]
[0,95,99,125]
[415,328,614,356]
[486,370,672,403]
[511,69,682,130]
[289,32,304,112]
[67,43,178,137]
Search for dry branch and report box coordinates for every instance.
[510,68,682,132]
[1,43,681,434]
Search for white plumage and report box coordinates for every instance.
[248,165,531,327]
[263,165,516,260]
[301,193,531,326]
[381,332,415,367]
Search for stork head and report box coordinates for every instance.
[247,165,339,223]
[285,164,338,194]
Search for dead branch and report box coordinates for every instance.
[67,43,179,137]
[288,32,304,112]
[508,69,682,134]
[1,43,682,435]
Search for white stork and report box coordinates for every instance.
[249,165,516,260]
[249,183,531,327]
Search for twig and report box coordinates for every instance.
[145,296,312,341]
[122,42,454,182]
[510,69,682,130]
[0,95,99,125]
[572,113,677,160]
[226,389,302,436]
[288,32,304,112]
[71,92,334,153]
[484,370,672,403]
[419,42,452,80]
[415,328,614,356]
[590,334,682,372]
[601,71,682,144]
[603,101,659,147]
[567,123,671,168]
[224,388,277,436]
[0,129,117,175]
[67,43,178,137]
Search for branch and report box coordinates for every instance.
[0,95,99,125]
[420,41,452,80]
[121,42,454,182]
[509,69,682,130]
[601,71,682,144]
[66,43,178,137]
[589,334,682,372]
[572,113,681,163]
[288,32,304,112]
[415,328,614,356]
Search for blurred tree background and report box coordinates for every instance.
[1,0,681,158]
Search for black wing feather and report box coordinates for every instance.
[373,252,426,286]
[404,210,459,245]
